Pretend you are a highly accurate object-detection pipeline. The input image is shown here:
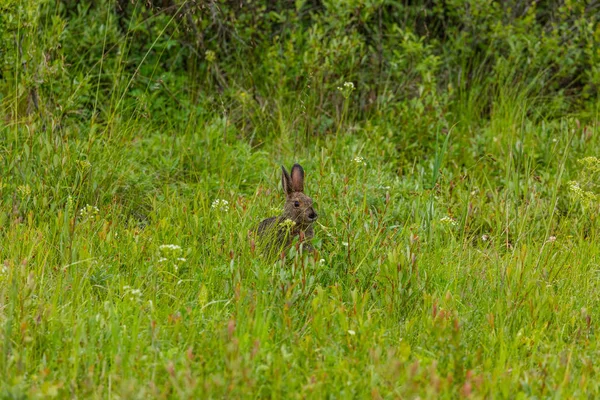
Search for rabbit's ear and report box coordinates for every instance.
[291,164,304,192]
[281,166,293,195]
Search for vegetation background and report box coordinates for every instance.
[1,0,600,397]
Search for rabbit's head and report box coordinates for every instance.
[281,164,318,227]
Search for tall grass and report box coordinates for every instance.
[1,1,600,398]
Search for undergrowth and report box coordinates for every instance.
[1,0,600,398]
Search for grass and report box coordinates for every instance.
[2,3,600,399]
[2,108,600,398]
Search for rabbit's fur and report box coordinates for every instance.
[258,164,318,255]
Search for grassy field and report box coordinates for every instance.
[2,1,600,398]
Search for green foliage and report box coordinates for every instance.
[568,156,600,212]
[1,0,600,397]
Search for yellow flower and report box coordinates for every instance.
[279,219,296,229]
[17,185,31,198]
[205,50,216,63]
[76,159,92,171]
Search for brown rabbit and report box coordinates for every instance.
[258,164,318,255]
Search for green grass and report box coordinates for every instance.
[2,108,600,398]
[2,1,600,398]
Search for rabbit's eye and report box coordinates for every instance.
[294,201,300,208]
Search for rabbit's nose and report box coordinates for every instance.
[308,211,318,220]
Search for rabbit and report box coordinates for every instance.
[258,163,318,256]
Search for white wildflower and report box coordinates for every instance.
[342,242,349,247]
[159,244,182,251]
[157,244,186,272]
[568,180,596,205]
[337,81,355,99]
[351,156,366,166]
[547,236,556,243]
[481,234,489,242]
[79,204,100,220]
[568,180,581,193]
[158,244,183,261]
[211,199,230,212]
[123,286,142,302]
[440,216,458,227]
[348,330,356,335]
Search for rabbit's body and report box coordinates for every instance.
[258,164,317,255]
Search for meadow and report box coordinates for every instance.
[1,0,600,398]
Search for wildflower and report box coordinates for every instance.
[568,180,581,193]
[440,216,458,227]
[205,50,216,63]
[547,236,556,243]
[568,181,596,205]
[159,244,182,251]
[159,244,183,259]
[66,195,74,211]
[270,206,281,214]
[578,157,600,172]
[348,330,356,335]
[481,234,489,242]
[337,81,355,99]
[158,245,186,272]
[17,185,31,198]
[79,204,100,220]
[211,199,230,212]
[319,259,325,265]
[342,242,349,247]
[76,159,92,171]
[351,156,366,166]
[123,286,142,302]
[279,219,296,229]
